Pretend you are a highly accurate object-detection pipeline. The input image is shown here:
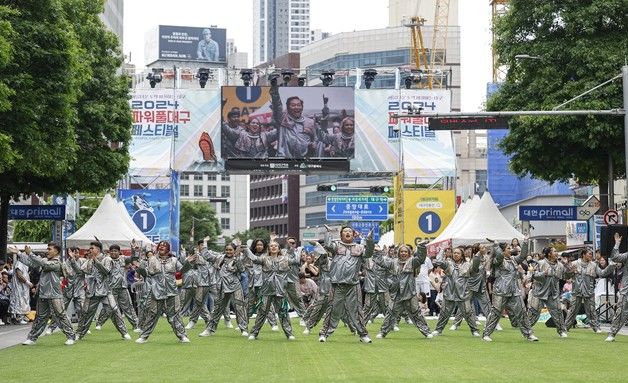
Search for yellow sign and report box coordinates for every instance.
[394,190,455,247]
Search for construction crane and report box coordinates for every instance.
[491,0,510,82]
[406,0,451,89]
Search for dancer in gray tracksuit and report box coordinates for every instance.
[96,244,139,331]
[451,244,491,330]
[247,238,278,328]
[527,246,572,337]
[246,240,297,340]
[11,244,76,345]
[75,241,130,340]
[185,241,213,329]
[178,248,198,318]
[375,243,432,339]
[318,226,374,343]
[564,247,615,333]
[302,242,332,333]
[606,232,628,342]
[483,239,537,341]
[361,251,392,327]
[199,243,249,336]
[284,237,306,319]
[431,246,481,336]
[136,241,192,343]
[48,247,86,334]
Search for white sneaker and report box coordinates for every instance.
[299,319,306,327]
[367,320,373,324]
[199,329,211,337]
[376,333,383,339]
[0,319,5,325]
[123,333,132,340]
[527,335,539,342]
[248,335,256,340]
[303,328,310,335]
[288,335,296,341]
[180,336,190,343]
[95,325,102,331]
[426,333,434,339]
[135,337,148,344]
[359,335,372,343]
[449,324,458,331]
[472,331,480,337]
[495,323,503,331]
[318,335,326,342]
[133,328,142,333]
[87,330,92,335]
[45,328,53,336]
[559,332,568,338]
[393,325,400,332]
[185,321,196,330]
[225,321,233,329]
[241,331,249,337]
[22,339,35,345]
[605,335,615,342]
[64,338,75,346]
[19,319,28,325]
[431,330,441,336]
[271,325,279,332]
[595,329,603,334]
[482,335,492,342]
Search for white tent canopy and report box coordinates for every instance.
[427,192,523,253]
[67,194,154,249]
[378,230,394,247]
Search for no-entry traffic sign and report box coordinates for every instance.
[603,209,619,225]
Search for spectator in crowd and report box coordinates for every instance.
[428,266,443,316]
[9,251,31,324]
[0,270,11,324]
[298,272,318,308]
[300,253,319,281]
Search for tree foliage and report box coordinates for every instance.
[224,228,271,247]
[179,201,221,249]
[488,0,625,186]
[11,220,51,243]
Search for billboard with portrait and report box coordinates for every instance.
[221,86,355,172]
[158,25,226,63]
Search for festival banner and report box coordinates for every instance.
[118,189,171,244]
[129,89,223,175]
[354,89,454,178]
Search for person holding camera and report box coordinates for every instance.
[9,244,76,346]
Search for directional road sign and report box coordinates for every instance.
[603,209,620,225]
[326,196,388,221]
[350,221,381,242]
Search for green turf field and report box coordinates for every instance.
[1,318,626,383]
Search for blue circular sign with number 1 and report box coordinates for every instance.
[418,211,441,234]
[132,209,156,233]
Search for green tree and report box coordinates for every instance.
[179,201,221,250]
[11,220,51,243]
[488,0,625,211]
[0,1,132,261]
[224,228,271,247]
[0,6,16,172]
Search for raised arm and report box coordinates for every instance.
[611,232,628,263]
[410,242,428,269]
[21,252,61,272]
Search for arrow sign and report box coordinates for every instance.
[326,196,388,221]
[603,209,619,225]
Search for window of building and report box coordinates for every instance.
[194,174,203,181]
[222,174,230,181]
[193,185,203,197]
[207,185,217,197]
[180,184,189,196]
[305,211,326,227]
[207,174,216,181]
[221,201,230,214]
[220,217,230,230]
[221,185,230,197]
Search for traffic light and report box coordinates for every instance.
[317,185,337,192]
[370,186,390,194]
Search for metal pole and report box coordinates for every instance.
[392,109,625,118]
[609,153,615,209]
[623,66,628,202]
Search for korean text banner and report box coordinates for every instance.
[129,89,223,175]
[221,86,355,160]
[159,25,226,63]
[354,89,454,178]
[118,189,171,244]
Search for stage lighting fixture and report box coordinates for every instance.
[240,69,253,86]
[197,68,210,88]
[146,68,163,88]
[362,69,378,89]
[320,70,335,87]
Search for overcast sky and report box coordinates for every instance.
[123,0,492,111]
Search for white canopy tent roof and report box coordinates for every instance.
[378,230,394,247]
[427,192,523,253]
[67,194,154,249]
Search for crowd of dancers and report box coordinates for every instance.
[7,228,628,346]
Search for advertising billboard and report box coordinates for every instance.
[118,189,171,244]
[221,86,354,172]
[158,25,226,63]
[394,190,456,247]
[129,89,223,175]
[354,89,454,179]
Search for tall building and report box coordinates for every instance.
[388,0,459,27]
[100,0,124,42]
[249,175,300,242]
[310,29,330,43]
[253,0,311,66]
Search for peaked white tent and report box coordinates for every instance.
[67,194,154,249]
[378,230,394,247]
[427,192,523,253]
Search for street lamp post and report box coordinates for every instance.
[190,217,209,244]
